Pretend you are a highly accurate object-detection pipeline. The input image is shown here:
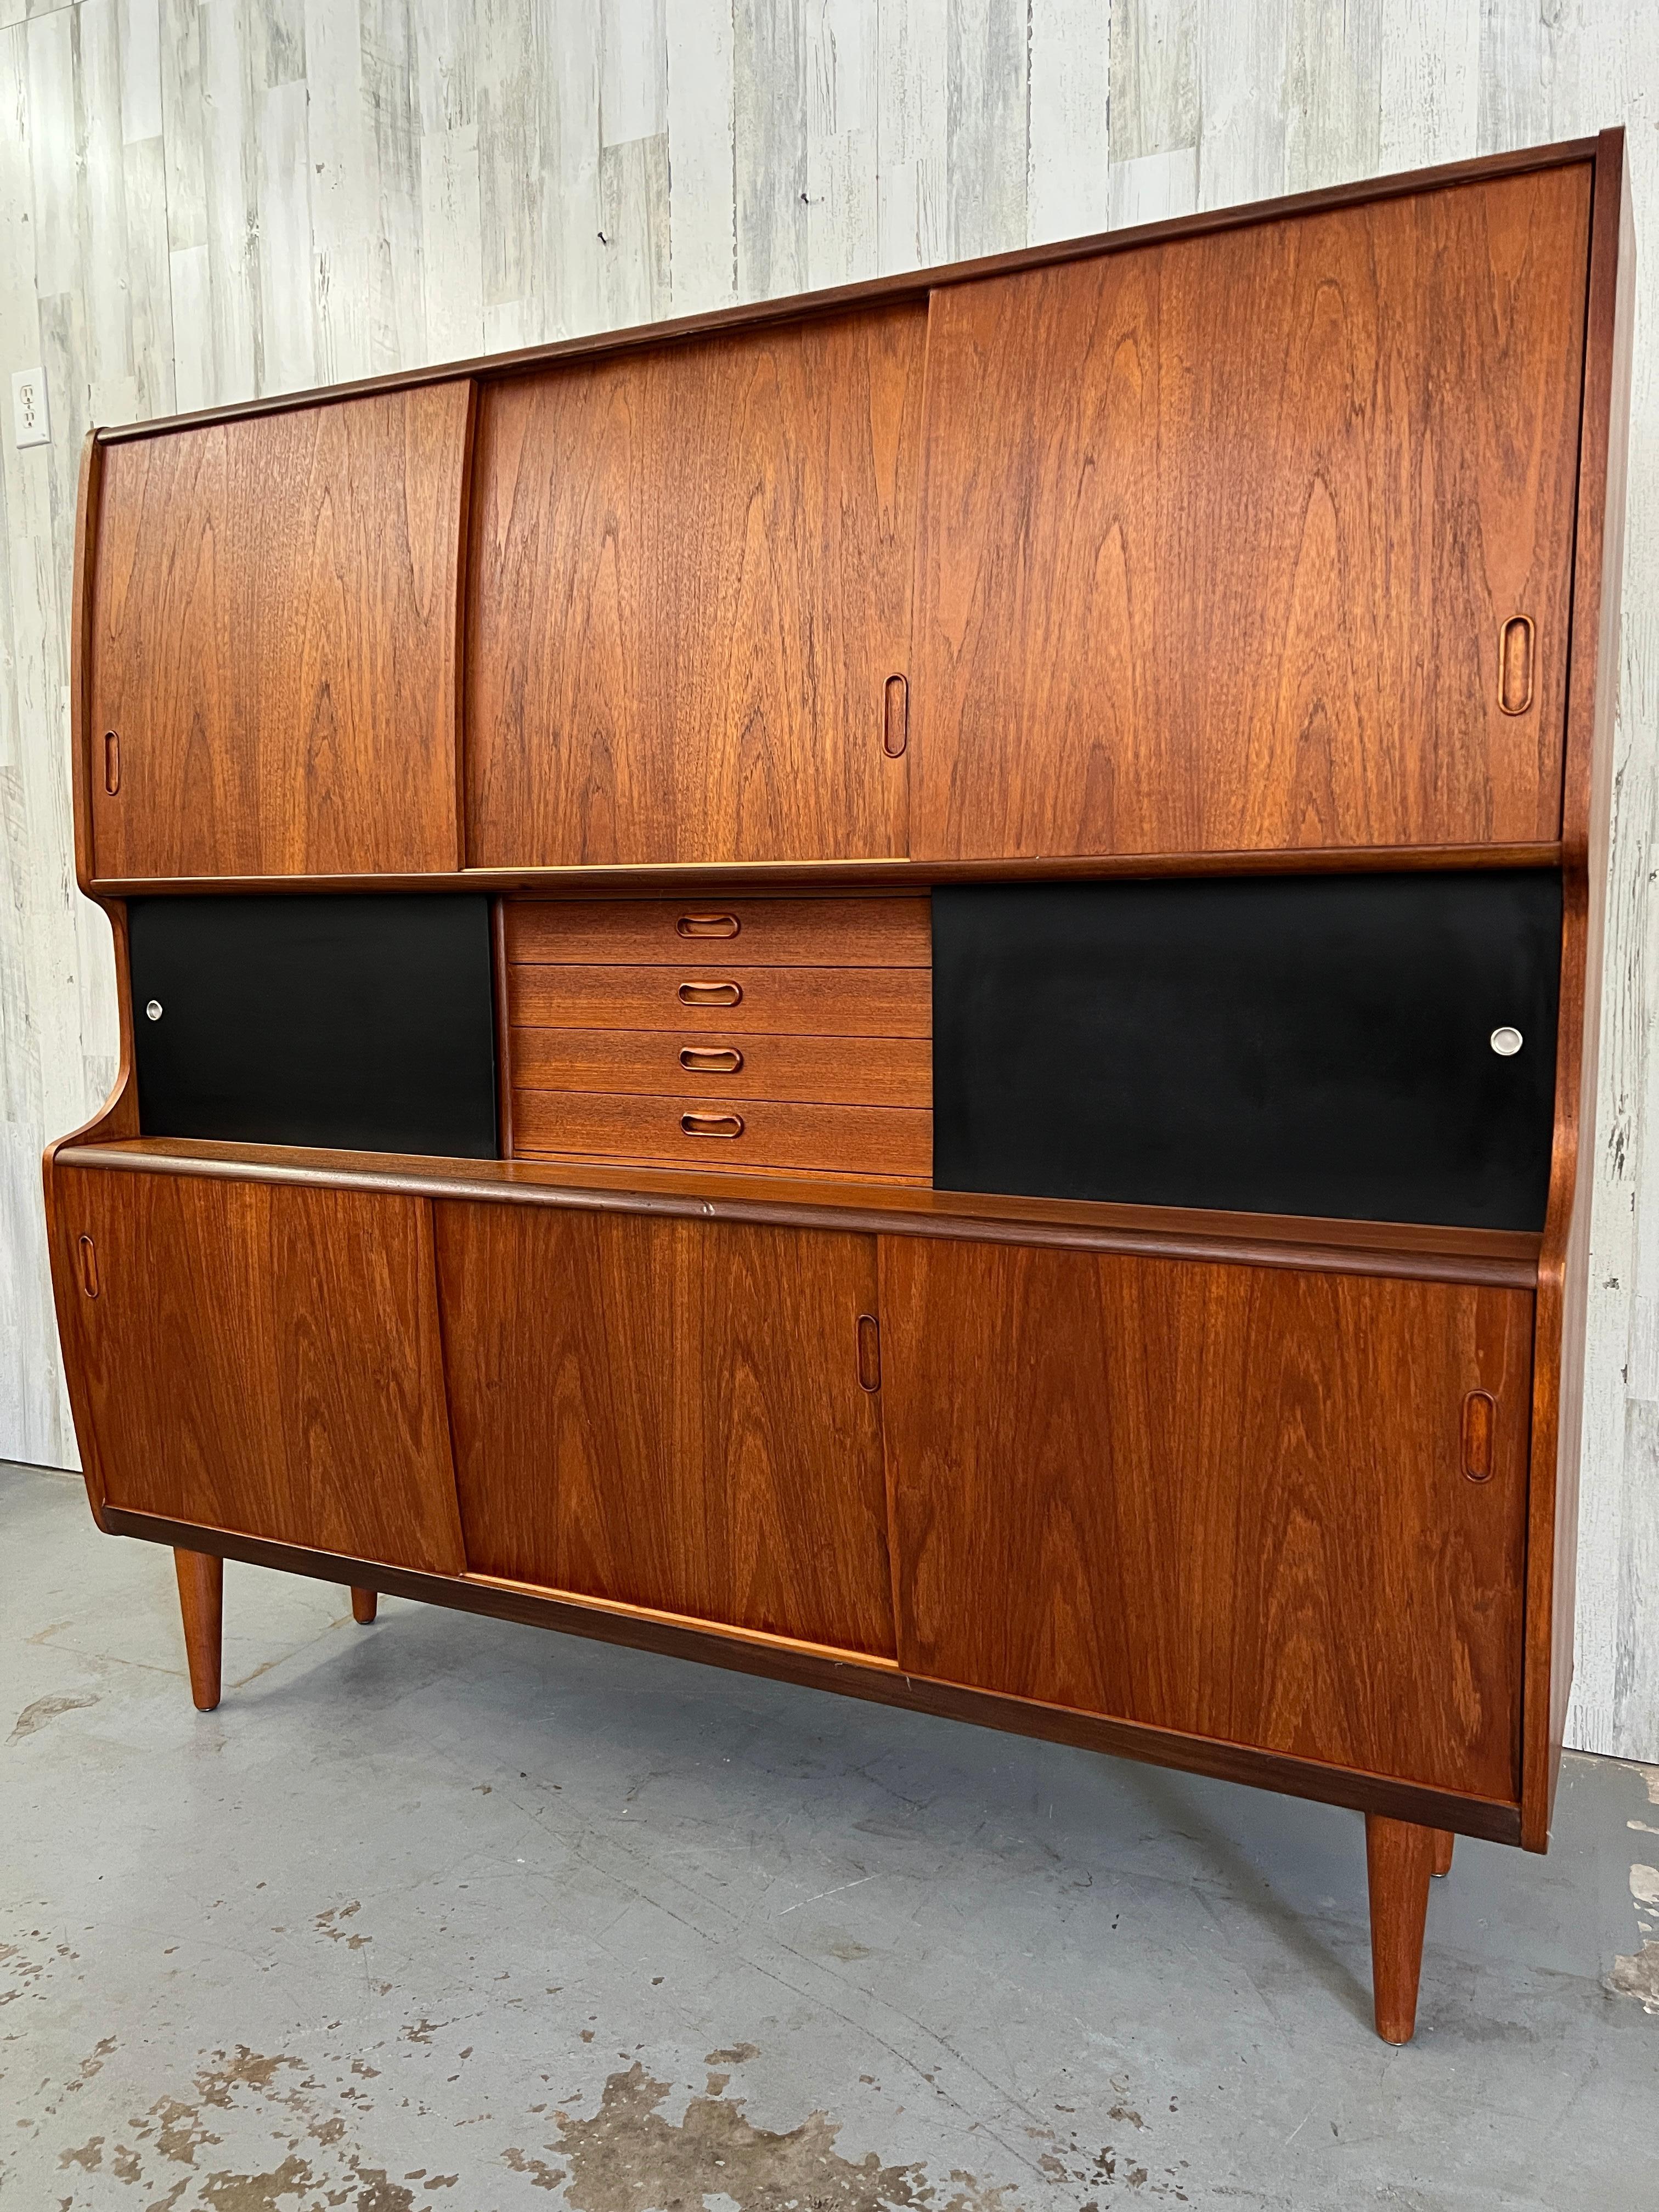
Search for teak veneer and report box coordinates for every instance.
[46,133,1634,2046]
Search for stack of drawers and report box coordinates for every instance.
[503,897,932,1180]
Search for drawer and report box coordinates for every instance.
[506,896,931,968]
[511,964,933,1038]
[512,1027,933,1108]
[514,1091,933,1178]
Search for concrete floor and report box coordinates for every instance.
[2,1460,1656,2212]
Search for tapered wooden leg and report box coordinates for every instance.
[1431,1829,1455,1879]
[1365,1813,1436,2044]
[173,1548,223,1713]
[350,1587,378,1625]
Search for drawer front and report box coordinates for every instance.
[511,1027,932,1108]
[513,964,933,1039]
[515,1090,933,1178]
[507,895,932,968]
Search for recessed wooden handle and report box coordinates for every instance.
[681,1111,744,1138]
[1498,616,1534,715]
[857,1313,881,1391]
[103,731,121,794]
[1461,1391,1496,1481]
[676,912,740,939]
[77,1234,99,1298]
[680,1046,743,1074]
[679,980,742,1007]
[883,673,909,758]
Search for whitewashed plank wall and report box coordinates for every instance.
[0,0,1655,1758]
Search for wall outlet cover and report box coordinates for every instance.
[12,367,50,448]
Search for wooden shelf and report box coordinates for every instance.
[83,841,1566,899]
[57,1135,1541,1288]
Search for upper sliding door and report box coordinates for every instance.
[465,304,925,867]
[912,163,1592,861]
[89,385,474,882]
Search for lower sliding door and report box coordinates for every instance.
[878,1237,1532,1801]
[55,1166,465,1572]
[435,1205,895,1657]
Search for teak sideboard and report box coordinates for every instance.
[44,133,1634,2046]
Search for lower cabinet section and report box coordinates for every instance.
[434,1203,895,1656]
[53,1162,1536,1811]
[56,1167,464,1572]
[877,1238,1532,1802]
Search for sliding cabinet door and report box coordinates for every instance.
[89,384,472,881]
[466,307,924,866]
[55,1166,465,1572]
[880,1237,1532,1801]
[914,164,1591,860]
[436,1205,895,1656]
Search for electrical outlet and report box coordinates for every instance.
[12,367,50,448]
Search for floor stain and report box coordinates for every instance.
[549,2060,1019,2212]
[197,2149,318,2208]
[316,1900,372,1949]
[7,1692,99,1744]
[503,2145,568,2190]
[195,2047,304,2107]
[1606,1938,1659,2013]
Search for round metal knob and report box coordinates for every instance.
[145,1000,163,1022]
[1490,1026,1522,1057]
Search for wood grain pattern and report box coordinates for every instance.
[51,1165,465,1573]
[1523,129,1638,1847]
[512,1027,933,1107]
[514,1091,932,1178]
[87,383,473,880]
[465,306,925,866]
[1365,1813,1436,2043]
[505,896,932,967]
[61,1137,1543,1286]
[881,1237,1534,1798]
[511,963,933,1037]
[435,1204,895,1654]
[913,166,1592,860]
[101,1504,1524,1846]
[73,842,1568,900]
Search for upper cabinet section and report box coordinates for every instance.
[88,384,473,881]
[912,164,1593,861]
[74,146,1612,887]
[465,304,925,867]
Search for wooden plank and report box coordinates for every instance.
[435,1204,896,1654]
[464,303,924,867]
[913,164,1593,861]
[79,839,1568,900]
[1028,0,1108,244]
[881,1235,1534,1802]
[1522,130,1637,1849]
[87,381,473,878]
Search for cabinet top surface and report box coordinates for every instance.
[59,1137,1542,1288]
